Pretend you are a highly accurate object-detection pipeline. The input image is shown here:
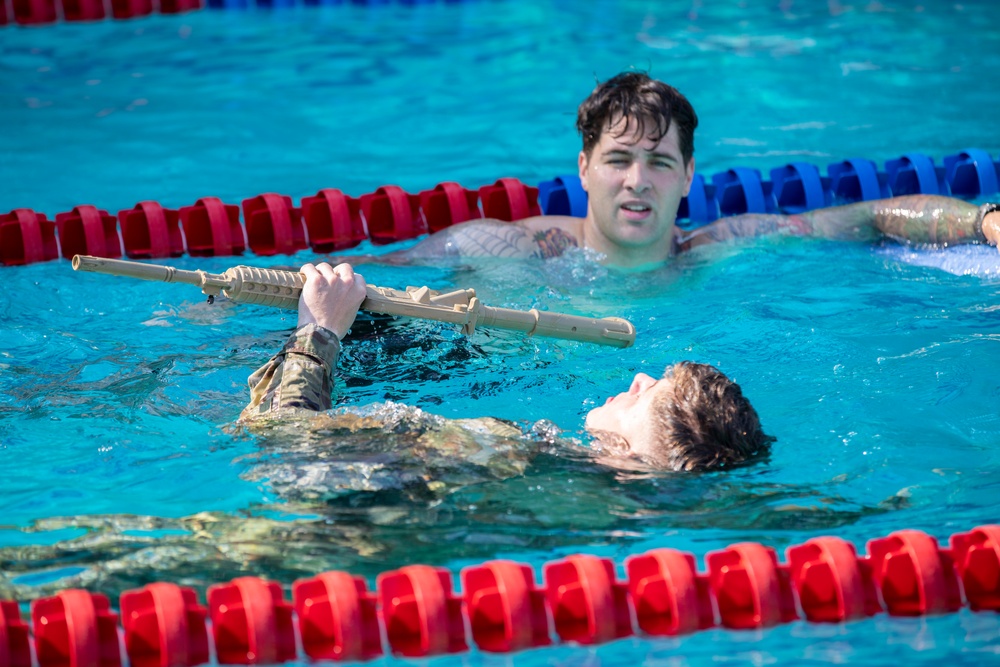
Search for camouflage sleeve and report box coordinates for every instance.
[240,323,341,419]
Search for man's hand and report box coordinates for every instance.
[297,262,367,340]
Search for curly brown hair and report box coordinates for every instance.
[576,71,699,163]
[646,362,773,471]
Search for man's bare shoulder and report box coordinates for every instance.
[516,215,584,258]
[518,214,584,237]
[404,216,582,260]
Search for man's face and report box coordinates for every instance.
[584,370,672,460]
[578,116,694,261]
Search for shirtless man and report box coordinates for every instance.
[401,72,1000,269]
[241,261,774,472]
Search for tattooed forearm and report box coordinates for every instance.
[681,196,985,250]
[870,195,981,245]
[678,213,810,248]
[800,195,982,245]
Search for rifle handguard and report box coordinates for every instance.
[72,255,636,348]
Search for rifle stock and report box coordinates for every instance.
[71,255,636,348]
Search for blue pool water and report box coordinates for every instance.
[2,1,1000,664]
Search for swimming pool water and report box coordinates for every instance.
[3,1,1000,664]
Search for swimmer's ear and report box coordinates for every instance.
[683,157,696,196]
[578,150,590,192]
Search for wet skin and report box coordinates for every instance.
[577,116,695,267]
[585,370,673,460]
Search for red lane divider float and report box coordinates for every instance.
[160,0,202,13]
[32,590,121,667]
[359,186,424,245]
[867,529,962,616]
[706,542,798,629]
[462,560,549,652]
[543,554,631,645]
[120,582,209,667]
[786,536,880,622]
[0,601,31,667]
[242,194,305,257]
[0,209,59,266]
[479,178,540,221]
[110,0,153,20]
[207,577,296,665]
[377,565,466,657]
[62,0,106,21]
[420,182,483,233]
[293,571,381,662]
[4,525,999,665]
[56,205,121,259]
[12,0,57,25]
[950,525,1000,612]
[626,548,714,635]
[120,201,184,259]
[300,189,366,253]
[179,197,245,257]
[8,0,200,23]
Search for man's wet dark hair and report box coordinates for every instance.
[576,71,699,164]
[649,362,773,471]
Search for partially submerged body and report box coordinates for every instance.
[239,323,574,502]
[370,71,998,269]
[397,194,999,267]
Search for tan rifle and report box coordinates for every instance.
[72,255,636,348]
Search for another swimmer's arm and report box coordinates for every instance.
[679,196,996,248]
[241,263,367,419]
[241,324,341,418]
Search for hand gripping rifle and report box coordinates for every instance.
[72,255,636,348]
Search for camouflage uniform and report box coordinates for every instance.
[237,324,564,505]
[241,323,340,419]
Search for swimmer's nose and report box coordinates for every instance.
[624,161,651,192]
[629,372,657,395]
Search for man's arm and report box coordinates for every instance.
[677,195,998,250]
[373,217,582,262]
[240,263,367,420]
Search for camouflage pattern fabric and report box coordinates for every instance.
[240,323,340,419]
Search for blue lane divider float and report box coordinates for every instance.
[943,149,1000,199]
[884,153,948,196]
[538,174,588,217]
[676,173,719,229]
[827,158,891,203]
[712,167,778,216]
[769,162,831,213]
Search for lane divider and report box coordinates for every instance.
[3,149,999,266]
[1,525,998,665]
[2,0,470,25]
[5,0,201,25]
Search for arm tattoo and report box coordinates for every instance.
[801,195,980,245]
[677,213,812,248]
[677,195,982,250]
[531,227,579,259]
[869,195,981,245]
[446,221,536,257]
[404,220,576,260]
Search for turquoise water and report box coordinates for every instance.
[3,1,1000,664]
